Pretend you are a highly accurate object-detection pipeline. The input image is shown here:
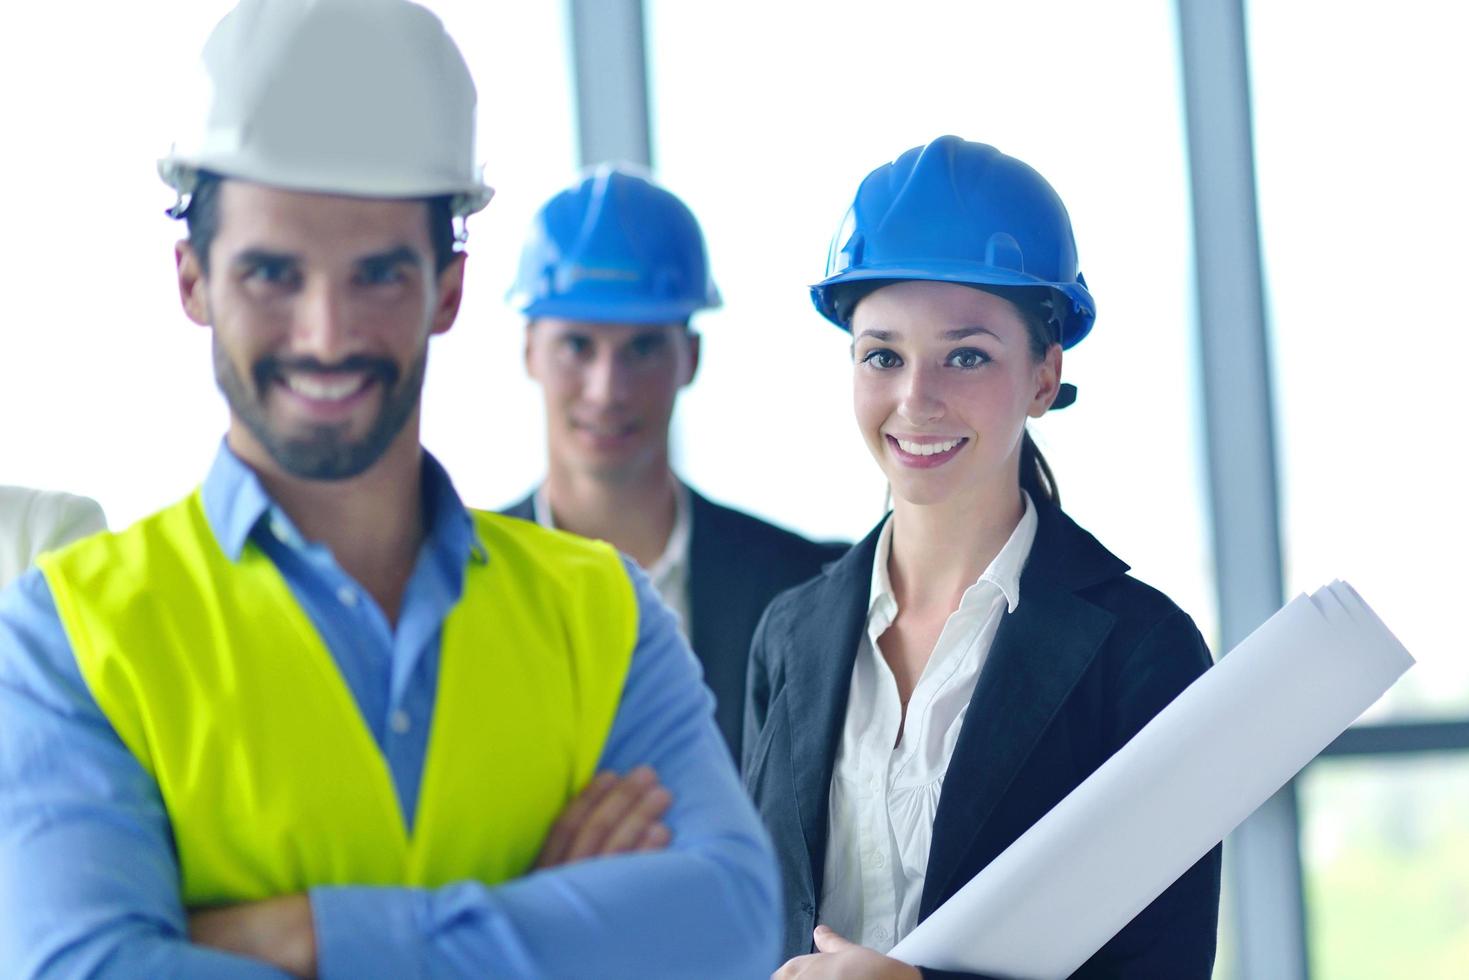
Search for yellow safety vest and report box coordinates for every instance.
[38,491,637,906]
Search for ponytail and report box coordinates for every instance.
[985,283,1063,508]
[1020,430,1059,506]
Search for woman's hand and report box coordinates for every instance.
[773,925,923,979]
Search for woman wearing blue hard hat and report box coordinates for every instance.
[746,136,1221,979]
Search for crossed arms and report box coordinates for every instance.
[0,564,780,979]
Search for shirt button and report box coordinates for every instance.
[269,519,291,542]
[390,710,411,735]
[874,926,890,941]
[336,585,358,607]
[872,851,887,870]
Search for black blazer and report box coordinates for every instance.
[743,500,1221,979]
[501,486,847,760]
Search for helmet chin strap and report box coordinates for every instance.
[1039,291,1078,411]
[159,159,199,219]
[165,192,189,221]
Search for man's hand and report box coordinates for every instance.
[535,765,673,869]
[773,926,923,979]
[185,770,672,973]
[189,893,316,978]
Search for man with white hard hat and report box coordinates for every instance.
[0,1,779,977]
[505,165,847,760]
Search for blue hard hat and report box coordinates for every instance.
[811,136,1095,348]
[509,164,721,324]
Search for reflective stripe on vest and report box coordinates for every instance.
[39,491,637,905]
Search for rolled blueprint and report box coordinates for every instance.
[889,581,1413,978]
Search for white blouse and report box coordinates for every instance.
[819,493,1038,952]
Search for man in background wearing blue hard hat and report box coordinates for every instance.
[505,165,847,760]
[0,2,779,977]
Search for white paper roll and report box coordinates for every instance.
[888,581,1413,978]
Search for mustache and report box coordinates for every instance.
[253,355,400,389]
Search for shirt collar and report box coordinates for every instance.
[200,440,486,566]
[530,482,555,531]
[532,479,691,580]
[648,481,692,582]
[201,443,275,561]
[982,490,1037,613]
[867,516,900,628]
[867,490,1038,624]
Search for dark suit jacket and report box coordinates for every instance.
[501,485,846,761]
[743,500,1221,979]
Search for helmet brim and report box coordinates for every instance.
[158,156,495,218]
[811,265,1094,349]
[515,295,719,325]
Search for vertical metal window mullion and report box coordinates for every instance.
[567,0,653,169]
[1175,1,1308,977]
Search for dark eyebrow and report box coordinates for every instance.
[231,248,299,272]
[943,326,1003,342]
[855,326,1002,342]
[356,245,423,277]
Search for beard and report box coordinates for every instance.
[214,340,428,481]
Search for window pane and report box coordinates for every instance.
[1247,0,1469,717]
[0,2,576,522]
[417,1,577,511]
[1301,755,1469,978]
[648,0,1217,637]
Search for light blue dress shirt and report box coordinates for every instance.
[0,446,780,979]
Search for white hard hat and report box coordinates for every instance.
[159,0,494,218]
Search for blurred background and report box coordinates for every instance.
[0,1,1464,975]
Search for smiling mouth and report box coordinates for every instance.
[281,372,373,402]
[890,435,967,457]
[257,355,397,409]
[573,420,638,438]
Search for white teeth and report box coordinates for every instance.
[285,373,364,401]
[895,437,962,456]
